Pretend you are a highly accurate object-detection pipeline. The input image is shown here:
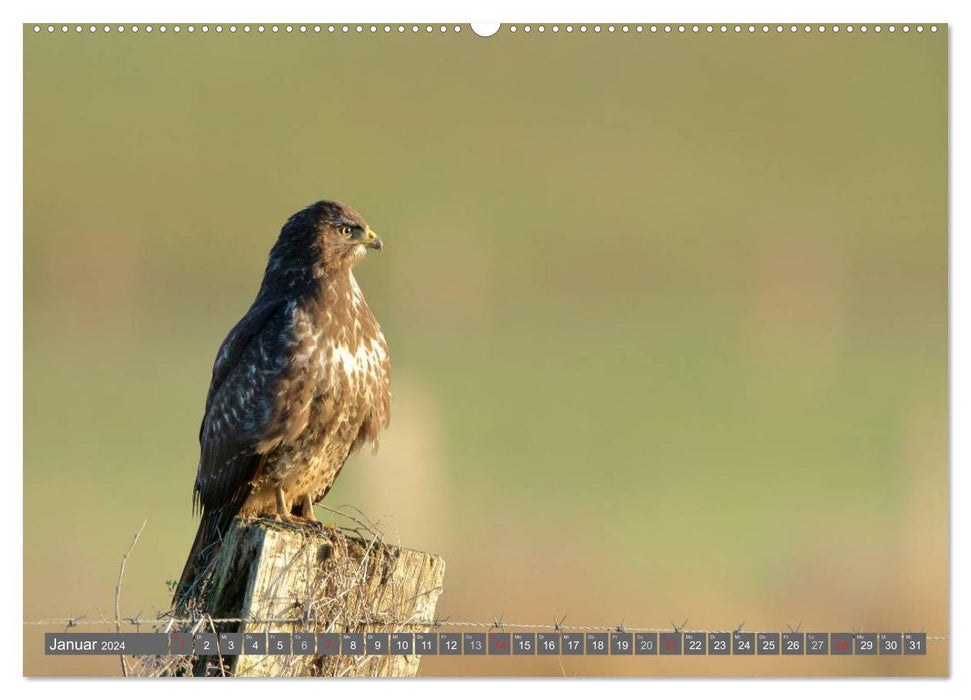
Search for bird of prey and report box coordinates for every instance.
[174,201,390,604]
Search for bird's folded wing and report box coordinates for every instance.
[194,297,294,513]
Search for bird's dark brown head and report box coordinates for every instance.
[259,200,382,297]
[310,200,383,269]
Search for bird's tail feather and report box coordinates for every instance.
[173,509,234,608]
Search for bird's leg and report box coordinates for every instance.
[299,495,324,530]
[274,487,291,521]
[301,495,318,521]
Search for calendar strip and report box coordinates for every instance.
[44,631,928,656]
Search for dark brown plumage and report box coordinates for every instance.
[174,201,390,604]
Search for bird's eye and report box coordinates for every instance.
[339,226,353,237]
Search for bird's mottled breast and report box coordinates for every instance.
[263,271,390,472]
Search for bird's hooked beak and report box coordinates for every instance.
[362,228,383,252]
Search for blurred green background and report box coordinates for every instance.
[24,25,947,676]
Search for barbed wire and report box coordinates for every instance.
[20,615,948,641]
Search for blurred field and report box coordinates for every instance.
[23,25,947,676]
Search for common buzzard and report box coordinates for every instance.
[175,200,390,603]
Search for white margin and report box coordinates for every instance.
[2,0,963,698]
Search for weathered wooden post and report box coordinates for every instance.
[144,518,445,677]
